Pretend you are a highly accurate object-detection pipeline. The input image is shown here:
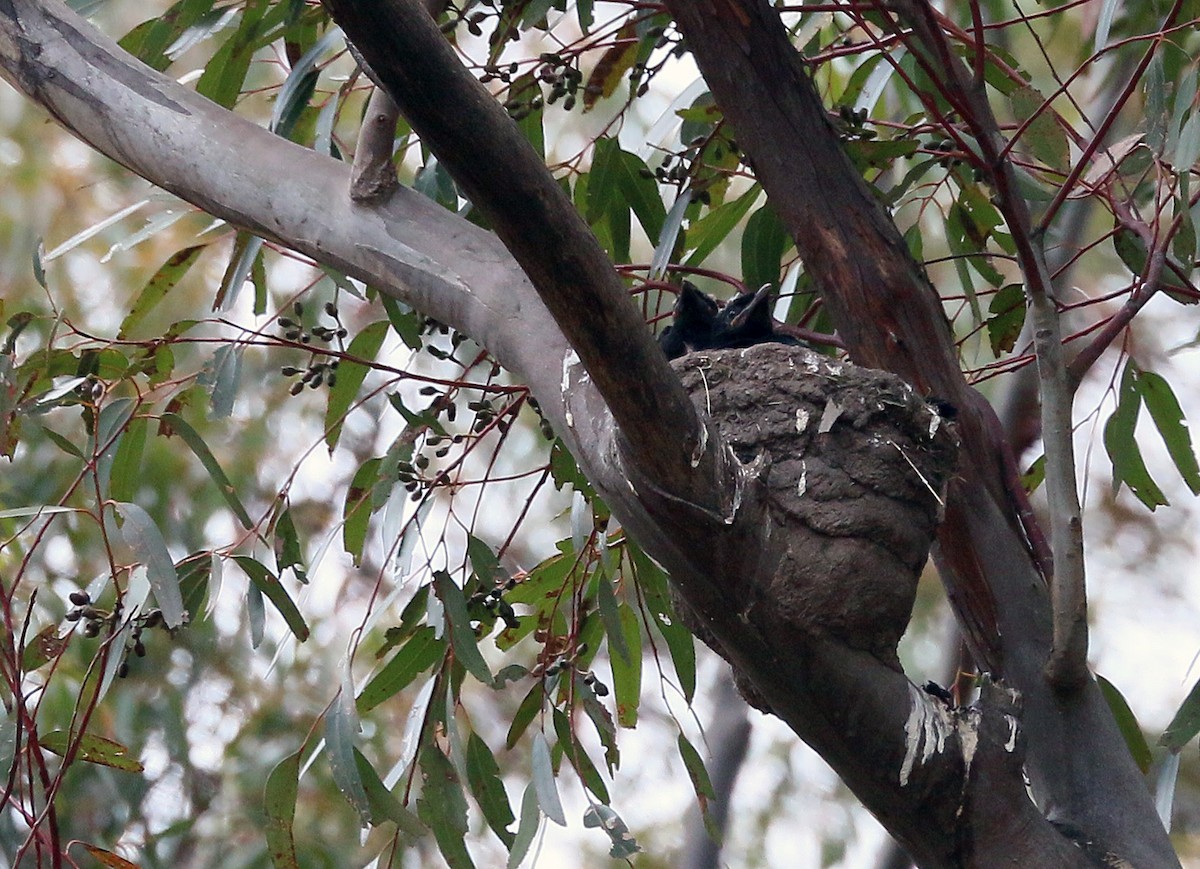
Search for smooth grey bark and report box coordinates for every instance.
[0,1,1173,867]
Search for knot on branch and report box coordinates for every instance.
[672,344,958,669]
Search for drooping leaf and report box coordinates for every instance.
[1011,85,1068,172]
[263,750,301,869]
[343,457,383,566]
[272,503,306,583]
[326,664,371,825]
[357,627,445,714]
[418,745,476,869]
[986,283,1026,356]
[81,846,140,869]
[1135,370,1200,495]
[552,707,608,804]
[433,570,493,686]
[21,625,67,672]
[466,732,516,847]
[597,573,629,665]
[115,502,185,628]
[118,246,205,338]
[1104,363,1168,510]
[630,544,696,702]
[610,603,642,727]
[197,343,244,418]
[1161,676,1200,751]
[506,784,540,869]
[233,556,308,642]
[41,730,144,772]
[325,320,389,451]
[741,204,789,294]
[530,731,566,826]
[678,732,719,840]
[582,803,640,859]
[161,412,254,529]
[1096,675,1152,773]
[354,747,424,835]
[109,415,148,503]
[506,680,544,750]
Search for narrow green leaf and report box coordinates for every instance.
[198,343,244,418]
[986,283,1026,356]
[530,732,566,826]
[466,534,507,587]
[418,745,476,869]
[582,803,640,859]
[118,246,205,338]
[466,732,516,847]
[380,296,423,349]
[354,747,424,835]
[506,681,544,749]
[41,730,143,772]
[685,185,760,266]
[356,627,444,714]
[552,707,608,804]
[343,457,383,566]
[21,625,67,672]
[272,504,307,583]
[614,148,666,242]
[195,0,267,109]
[677,732,716,811]
[326,665,371,825]
[630,544,696,702]
[263,750,301,869]
[578,676,619,770]
[1096,675,1152,773]
[597,573,629,665]
[1104,364,1168,509]
[1135,370,1200,494]
[115,502,185,628]
[741,205,789,293]
[433,571,493,686]
[213,232,263,311]
[325,320,389,451]
[247,579,266,649]
[108,415,148,503]
[36,424,84,459]
[1161,676,1200,751]
[506,784,540,869]
[233,556,308,642]
[1011,85,1068,172]
[161,412,253,529]
[610,604,642,727]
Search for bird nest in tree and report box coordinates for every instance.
[671,343,959,668]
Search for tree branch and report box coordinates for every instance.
[320,0,730,515]
[660,1,1176,865]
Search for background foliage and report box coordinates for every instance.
[4,0,1200,866]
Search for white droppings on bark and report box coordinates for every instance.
[797,460,808,497]
[900,683,955,786]
[928,410,941,439]
[817,398,842,434]
[795,407,810,433]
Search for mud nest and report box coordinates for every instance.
[672,343,958,666]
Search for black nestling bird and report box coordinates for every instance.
[711,284,800,351]
[659,282,799,359]
[658,280,719,360]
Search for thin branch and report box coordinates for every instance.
[321,0,728,514]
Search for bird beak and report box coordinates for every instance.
[727,284,774,329]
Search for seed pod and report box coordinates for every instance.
[69,590,90,606]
